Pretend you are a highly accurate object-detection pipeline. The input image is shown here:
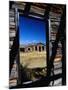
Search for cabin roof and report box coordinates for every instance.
[20,42,46,48]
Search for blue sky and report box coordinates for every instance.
[19,16,46,45]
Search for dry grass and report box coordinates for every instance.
[20,51,62,81]
[20,51,47,69]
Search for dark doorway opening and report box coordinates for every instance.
[35,46,37,51]
[39,46,41,52]
[28,48,30,51]
[42,46,44,51]
[20,48,25,52]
